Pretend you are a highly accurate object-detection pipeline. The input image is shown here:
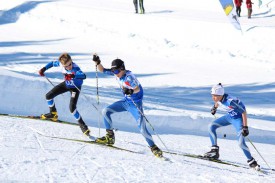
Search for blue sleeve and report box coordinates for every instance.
[75,70,86,79]
[45,61,60,70]
[230,100,245,114]
[125,75,138,88]
[103,68,114,76]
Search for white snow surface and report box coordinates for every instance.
[0,0,275,182]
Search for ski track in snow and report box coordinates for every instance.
[1,116,275,182]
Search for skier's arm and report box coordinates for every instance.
[122,75,140,95]
[96,63,104,72]
[132,85,140,93]
[74,70,86,79]
[39,61,59,76]
[242,111,248,126]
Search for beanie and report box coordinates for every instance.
[211,83,224,96]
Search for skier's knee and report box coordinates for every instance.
[46,91,53,100]
[208,123,215,132]
[102,107,113,117]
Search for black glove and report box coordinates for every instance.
[93,54,101,65]
[211,105,217,115]
[242,126,249,137]
[39,67,46,76]
[123,88,134,95]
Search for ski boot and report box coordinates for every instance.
[41,112,58,122]
[150,145,163,158]
[248,158,260,170]
[204,145,219,159]
[95,130,115,145]
[80,124,90,136]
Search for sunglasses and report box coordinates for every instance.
[112,68,121,74]
[63,62,72,68]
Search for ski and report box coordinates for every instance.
[0,113,78,126]
[163,150,268,174]
[164,150,240,167]
[29,127,141,154]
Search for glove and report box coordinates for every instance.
[93,54,101,65]
[242,126,249,137]
[211,105,217,115]
[64,74,75,81]
[39,67,46,76]
[123,88,134,95]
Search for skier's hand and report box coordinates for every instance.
[39,67,46,76]
[241,126,249,137]
[211,105,217,115]
[123,87,134,95]
[92,54,101,65]
[64,74,75,80]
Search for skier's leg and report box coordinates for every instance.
[42,82,68,120]
[127,101,154,147]
[96,100,126,144]
[133,0,138,13]
[205,115,231,158]
[208,115,231,146]
[45,81,67,112]
[102,100,127,130]
[139,0,145,14]
[248,9,252,18]
[237,7,241,17]
[69,88,89,135]
[231,118,253,160]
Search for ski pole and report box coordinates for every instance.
[44,76,65,97]
[45,76,55,87]
[95,63,100,136]
[129,97,170,153]
[246,137,275,171]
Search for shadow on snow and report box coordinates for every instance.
[0,1,52,25]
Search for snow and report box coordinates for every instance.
[0,0,275,182]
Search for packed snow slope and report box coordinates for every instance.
[0,0,275,182]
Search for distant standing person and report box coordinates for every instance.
[234,0,243,17]
[204,83,260,170]
[38,53,90,136]
[133,0,145,14]
[246,0,253,18]
[91,54,163,158]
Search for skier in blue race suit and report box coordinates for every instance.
[38,53,90,136]
[204,83,260,169]
[92,54,162,157]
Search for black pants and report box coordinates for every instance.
[248,8,252,18]
[236,7,241,17]
[46,81,80,113]
[133,0,145,14]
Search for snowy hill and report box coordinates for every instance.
[1,0,275,182]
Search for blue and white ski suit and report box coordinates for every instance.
[43,61,86,123]
[102,69,155,147]
[208,94,253,160]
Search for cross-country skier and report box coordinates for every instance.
[91,54,162,157]
[38,53,90,136]
[204,83,260,169]
[234,0,243,17]
[246,0,253,18]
